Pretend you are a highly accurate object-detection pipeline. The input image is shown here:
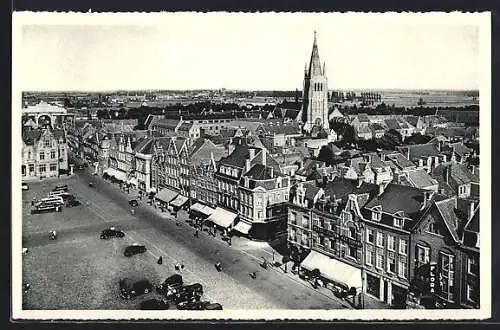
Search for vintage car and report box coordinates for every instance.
[140,298,170,310]
[204,302,223,310]
[176,300,208,310]
[100,227,125,239]
[124,244,147,257]
[156,274,184,295]
[119,278,153,299]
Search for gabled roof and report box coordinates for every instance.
[400,142,441,161]
[407,169,438,189]
[177,121,194,132]
[244,163,281,180]
[385,118,401,130]
[356,113,370,123]
[449,142,473,156]
[219,144,252,168]
[364,184,431,217]
[385,152,417,170]
[189,138,227,166]
[434,198,466,243]
[296,159,326,177]
[322,178,378,202]
[465,207,479,233]
[133,137,155,154]
[22,128,43,145]
[329,108,344,118]
[154,118,181,130]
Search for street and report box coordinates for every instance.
[22,170,349,310]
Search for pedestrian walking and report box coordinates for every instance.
[194,230,199,238]
[23,283,30,293]
[180,263,184,270]
[157,256,163,265]
[174,263,180,271]
[31,198,36,206]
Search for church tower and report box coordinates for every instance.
[301,31,329,134]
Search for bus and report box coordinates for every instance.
[33,200,64,213]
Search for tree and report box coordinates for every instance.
[405,133,432,145]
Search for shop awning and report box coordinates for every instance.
[155,188,178,203]
[104,168,127,182]
[170,195,189,207]
[127,177,138,186]
[206,207,238,228]
[301,250,362,289]
[233,221,252,234]
[190,203,215,217]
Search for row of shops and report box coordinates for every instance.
[102,168,138,187]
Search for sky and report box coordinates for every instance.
[14,12,485,92]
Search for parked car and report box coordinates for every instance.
[140,298,170,310]
[119,278,153,299]
[100,227,125,239]
[204,302,223,310]
[182,283,204,296]
[129,199,139,207]
[124,244,147,257]
[77,165,85,171]
[177,300,208,310]
[156,274,183,295]
[66,198,81,207]
[22,183,29,191]
[88,182,95,188]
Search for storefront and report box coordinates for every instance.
[103,167,128,183]
[189,203,215,227]
[155,187,178,211]
[366,273,380,298]
[169,195,189,211]
[205,207,238,233]
[232,220,252,237]
[300,250,362,293]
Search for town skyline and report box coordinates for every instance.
[15,12,484,92]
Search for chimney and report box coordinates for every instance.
[227,143,235,155]
[357,177,363,188]
[378,183,385,196]
[270,167,274,178]
[421,190,433,210]
[471,165,475,174]
[445,166,450,184]
[468,201,475,221]
[245,159,251,173]
[262,148,267,166]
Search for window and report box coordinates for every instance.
[50,164,57,171]
[44,138,51,148]
[330,239,335,250]
[439,252,455,301]
[349,227,356,239]
[467,256,479,276]
[39,152,45,160]
[348,246,357,259]
[387,235,395,251]
[372,211,381,221]
[28,151,32,159]
[258,211,262,219]
[467,284,478,303]
[416,244,430,267]
[388,256,396,273]
[22,165,26,176]
[399,239,408,255]
[398,259,407,278]
[366,250,373,266]
[39,164,46,173]
[29,164,34,173]
[302,215,309,227]
[427,221,441,235]
[50,151,56,159]
[376,232,384,247]
[318,236,325,246]
[376,252,384,269]
[394,217,404,228]
[366,229,374,244]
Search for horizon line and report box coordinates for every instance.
[23,87,480,94]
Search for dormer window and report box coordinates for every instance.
[371,210,381,221]
[394,217,404,228]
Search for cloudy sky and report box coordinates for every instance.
[14,12,486,91]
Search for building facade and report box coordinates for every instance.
[22,127,69,180]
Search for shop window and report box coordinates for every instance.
[439,252,455,301]
[366,274,380,298]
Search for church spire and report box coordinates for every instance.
[308,31,322,76]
